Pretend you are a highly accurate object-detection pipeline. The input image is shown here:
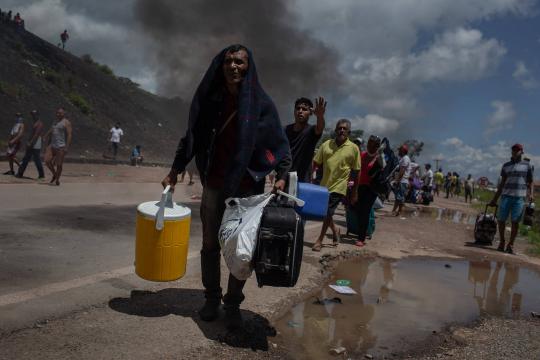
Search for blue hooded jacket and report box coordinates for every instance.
[171,45,291,197]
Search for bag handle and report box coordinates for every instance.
[276,190,305,207]
[156,185,173,230]
[484,203,498,216]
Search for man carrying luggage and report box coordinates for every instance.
[489,143,534,254]
[161,45,291,330]
[285,97,326,182]
[312,119,360,251]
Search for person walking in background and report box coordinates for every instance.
[130,145,143,166]
[16,110,45,179]
[464,174,475,203]
[489,144,534,254]
[285,96,326,182]
[444,171,452,198]
[423,163,434,193]
[434,168,444,196]
[161,45,291,330]
[44,107,72,186]
[455,172,462,197]
[312,119,360,251]
[109,123,123,160]
[59,29,69,49]
[350,135,382,247]
[391,144,411,216]
[4,112,25,175]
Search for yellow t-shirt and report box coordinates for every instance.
[313,139,361,196]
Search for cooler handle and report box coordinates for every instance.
[156,185,173,230]
[276,189,305,207]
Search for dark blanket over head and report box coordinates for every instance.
[171,45,291,197]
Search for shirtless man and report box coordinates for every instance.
[44,107,72,186]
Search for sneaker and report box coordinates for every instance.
[3,170,14,175]
[199,298,221,321]
[224,306,243,330]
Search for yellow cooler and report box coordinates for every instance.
[135,185,191,281]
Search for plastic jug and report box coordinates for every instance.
[135,186,191,281]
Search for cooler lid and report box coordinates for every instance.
[137,201,191,220]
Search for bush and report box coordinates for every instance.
[81,53,114,76]
[98,64,114,76]
[43,69,63,87]
[0,81,27,99]
[67,92,92,114]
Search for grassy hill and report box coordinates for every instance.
[0,22,189,163]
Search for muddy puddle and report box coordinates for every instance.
[410,206,478,225]
[275,258,540,359]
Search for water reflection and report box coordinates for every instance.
[468,260,521,316]
[276,258,540,359]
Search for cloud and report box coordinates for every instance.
[513,61,539,89]
[441,138,538,179]
[348,114,400,135]
[484,100,516,136]
[442,137,464,147]
[349,28,506,117]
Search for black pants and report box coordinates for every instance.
[112,142,118,158]
[17,148,44,178]
[354,185,378,242]
[200,182,264,308]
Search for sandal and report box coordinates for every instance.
[505,245,514,255]
[312,243,322,252]
[497,243,505,252]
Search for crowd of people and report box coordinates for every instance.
[0,9,25,30]
[3,43,534,332]
[4,109,146,184]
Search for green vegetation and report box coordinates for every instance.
[81,53,115,76]
[0,81,27,99]
[43,69,63,87]
[471,188,495,210]
[67,92,92,114]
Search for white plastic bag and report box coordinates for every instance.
[219,193,274,280]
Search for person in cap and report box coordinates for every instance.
[391,144,411,216]
[161,44,291,330]
[4,112,25,175]
[16,110,45,179]
[489,143,534,254]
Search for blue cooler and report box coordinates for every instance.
[296,182,329,220]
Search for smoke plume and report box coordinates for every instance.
[134,0,342,120]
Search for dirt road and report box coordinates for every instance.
[1,162,539,359]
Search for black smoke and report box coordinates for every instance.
[134,0,342,121]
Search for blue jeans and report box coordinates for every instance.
[17,148,44,178]
[497,195,525,223]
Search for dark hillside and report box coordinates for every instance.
[0,22,189,163]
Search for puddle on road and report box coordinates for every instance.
[275,258,540,359]
[410,207,477,225]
